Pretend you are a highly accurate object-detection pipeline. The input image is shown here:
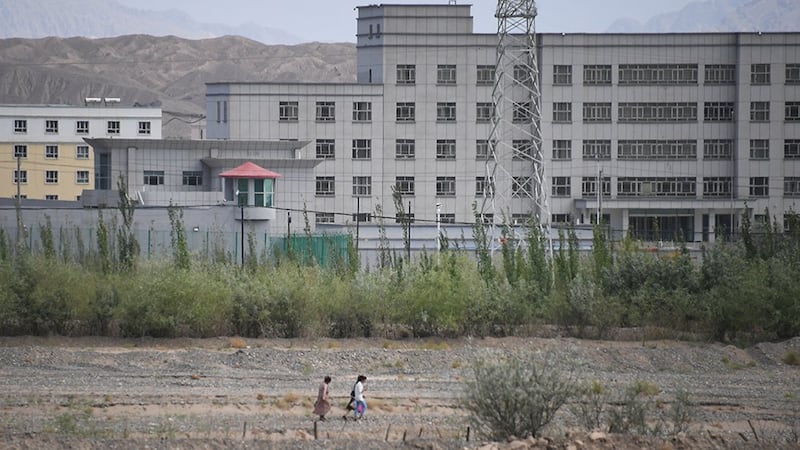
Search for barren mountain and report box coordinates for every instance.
[608,0,800,33]
[0,35,356,137]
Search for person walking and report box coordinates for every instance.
[353,375,367,420]
[313,376,332,421]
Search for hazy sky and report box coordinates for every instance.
[116,0,697,42]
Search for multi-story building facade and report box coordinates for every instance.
[0,102,162,201]
[207,3,799,243]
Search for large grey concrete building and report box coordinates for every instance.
[206,3,800,243]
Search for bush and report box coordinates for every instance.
[461,353,578,440]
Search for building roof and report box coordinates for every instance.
[219,161,282,179]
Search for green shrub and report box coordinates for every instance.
[462,354,578,440]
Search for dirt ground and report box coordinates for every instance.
[0,335,799,449]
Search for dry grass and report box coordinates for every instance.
[782,351,800,366]
[229,337,247,349]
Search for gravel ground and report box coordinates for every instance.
[0,334,799,449]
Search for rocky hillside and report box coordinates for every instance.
[0,35,356,137]
[608,0,800,33]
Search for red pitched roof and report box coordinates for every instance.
[219,161,282,179]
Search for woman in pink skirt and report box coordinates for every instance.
[313,376,332,421]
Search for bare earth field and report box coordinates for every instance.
[0,334,799,449]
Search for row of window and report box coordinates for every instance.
[12,119,151,135]
[389,63,800,86]
[12,144,91,159]
[13,170,90,185]
[555,101,800,123]
[142,170,203,186]
[313,138,800,161]
[275,100,800,123]
[314,175,795,199]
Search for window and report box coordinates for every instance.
[513,65,532,85]
[353,102,372,121]
[475,177,493,197]
[13,119,26,133]
[437,102,456,122]
[13,144,27,158]
[395,139,415,159]
[581,176,611,198]
[316,139,335,159]
[618,140,697,160]
[352,176,372,196]
[182,171,202,186]
[477,213,494,224]
[45,145,58,159]
[552,140,571,160]
[349,213,370,223]
[45,120,58,133]
[73,169,90,185]
[552,176,571,197]
[785,102,800,121]
[617,177,696,197]
[143,170,164,185]
[437,64,456,84]
[138,121,151,135]
[45,195,59,201]
[107,121,120,134]
[76,120,89,134]
[703,177,732,197]
[749,177,769,197]
[618,64,698,85]
[440,213,455,224]
[785,177,800,197]
[750,139,769,159]
[397,64,416,84]
[583,65,612,85]
[436,139,456,160]
[704,102,735,121]
[786,64,800,84]
[751,63,771,84]
[436,176,456,196]
[476,140,492,160]
[395,213,415,224]
[583,103,611,122]
[316,101,335,122]
[279,101,299,121]
[477,65,495,85]
[786,140,800,159]
[316,213,335,224]
[704,64,736,84]
[476,102,493,123]
[512,102,532,123]
[618,102,697,122]
[512,177,532,197]
[395,176,415,195]
[352,139,371,159]
[13,170,27,184]
[513,140,532,160]
[396,102,415,122]
[316,176,335,196]
[582,140,611,160]
[703,139,733,160]
[553,102,572,122]
[45,170,58,184]
[76,145,90,160]
[552,214,572,224]
[511,214,531,225]
[553,65,572,85]
[750,102,770,122]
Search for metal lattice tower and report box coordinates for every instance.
[481,0,550,253]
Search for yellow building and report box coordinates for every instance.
[1,102,162,201]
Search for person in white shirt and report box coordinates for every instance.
[353,375,367,420]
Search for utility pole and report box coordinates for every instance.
[436,202,441,254]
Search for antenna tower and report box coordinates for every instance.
[482,0,550,254]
